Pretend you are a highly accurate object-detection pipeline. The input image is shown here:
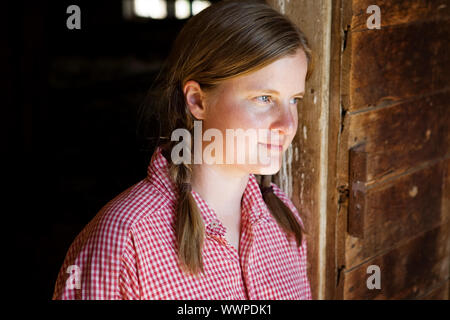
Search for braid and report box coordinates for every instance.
[169,160,205,275]
[260,175,305,247]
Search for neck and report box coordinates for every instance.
[191,164,249,220]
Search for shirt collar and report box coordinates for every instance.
[147,147,272,236]
[147,147,178,203]
[241,175,272,224]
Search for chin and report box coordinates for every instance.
[245,150,283,175]
[250,162,283,176]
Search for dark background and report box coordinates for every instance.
[4,0,220,299]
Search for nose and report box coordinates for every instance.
[269,103,297,138]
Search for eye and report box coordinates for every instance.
[255,95,273,104]
[290,97,303,105]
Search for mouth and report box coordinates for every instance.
[258,142,283,152]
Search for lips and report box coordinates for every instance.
[258,142,283,151]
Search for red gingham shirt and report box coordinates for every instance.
[53,148,311,300]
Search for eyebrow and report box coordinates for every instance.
[249,88,305,97]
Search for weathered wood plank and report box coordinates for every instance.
[326,0,345,299]
[346,161,446,268]
[344,222,450,299]
[348,90,450,182]
[340,0,450,301]
[350,0,450,32]
[348,143,367,238]
[343,20,450,111]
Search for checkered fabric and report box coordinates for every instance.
[53,148,311,300]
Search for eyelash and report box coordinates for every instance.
[255,95,302,105]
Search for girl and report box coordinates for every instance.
[53,0,312,300]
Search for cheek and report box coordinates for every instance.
[204,102,235,130]
[208,100,264,131]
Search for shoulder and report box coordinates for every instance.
[78,178,172,251]
[53,178,171,299]
[97,178,170,232]
[269,183,309,261]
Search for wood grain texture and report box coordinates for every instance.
[339,0,450,301]
[348,143,367,239]
[344,222,450,299]
[348,90,450,182]
[343,20,450,111]
[325,0,344,299]
[419,279,449,300]
[346,161,447,269]
[350,0,450,32]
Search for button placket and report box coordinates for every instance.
[207,219,241,261]
[206,219,225,237]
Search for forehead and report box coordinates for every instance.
[222,50,308,94]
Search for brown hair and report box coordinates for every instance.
[142,0,312,275]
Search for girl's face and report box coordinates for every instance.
[200,48,308,175]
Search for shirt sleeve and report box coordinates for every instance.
[52,207,141,300]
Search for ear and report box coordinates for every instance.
[183,80,207,120]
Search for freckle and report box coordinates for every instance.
[409,186,418,197]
